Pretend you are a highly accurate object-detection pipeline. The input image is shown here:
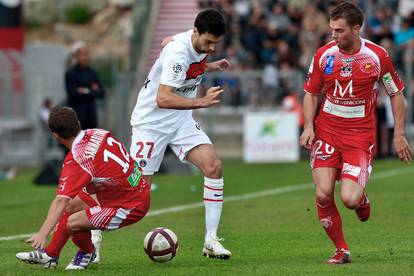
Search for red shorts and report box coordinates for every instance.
[80,189,150,231]
[310,132,375,187]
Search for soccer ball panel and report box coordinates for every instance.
[143,227,178,263]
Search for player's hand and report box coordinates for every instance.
[25,233,47,249]
[300,127,315,150]
[393,134,412,163]
[199,86,224,108]
[207,59,230,71]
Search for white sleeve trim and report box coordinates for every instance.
[56,194,73,200]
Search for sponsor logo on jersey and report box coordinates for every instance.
[128,162,142,188]
[382,72,399,94]
[323,98,365,118]
[342,163,361,177]
[324,55,335,75]
[316,154,332,160]
[176,85,198,94]
[195,123,201,130]
[340,58,353,78]
[333,79,354,98]
[172,63,183,74]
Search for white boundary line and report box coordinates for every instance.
[1,166,413,242]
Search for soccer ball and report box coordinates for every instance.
[143,227,179,263]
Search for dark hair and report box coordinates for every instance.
[194,8,226,36]
[48,106,81,138]
[330,2,364,27]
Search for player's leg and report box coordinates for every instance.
[186,144,230,259]
[169,120,230,259]
[65,201,150,270]
[16,195,90,269]
[64,210,96,270]
[311,137,350,264]
[339,146,373,222]
[313,167,350,263]
[75,191,103,263]
[130,125,169,187]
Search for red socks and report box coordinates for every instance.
[45,212,70,257]
[317,200,349,250]
[71,231,94,253]
[45,211,94,257]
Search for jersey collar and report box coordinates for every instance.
[72,130,85,150]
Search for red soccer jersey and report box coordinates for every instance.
[56,129,148,209]
[304,39,404,139]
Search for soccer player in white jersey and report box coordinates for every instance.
[300,2,412,264]
[130,8,231,259]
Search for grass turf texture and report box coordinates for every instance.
[0,159,413,275]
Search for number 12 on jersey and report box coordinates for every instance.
[103,137,130,173]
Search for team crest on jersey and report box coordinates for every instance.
[361,62,373,73]
[340,57,353,77]
[139,159,147,168]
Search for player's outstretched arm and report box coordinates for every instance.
[157,84,223,110]
[390,92,412,163]
[300,92,318,149]
[26,196,70,249]
[206,59,230,72]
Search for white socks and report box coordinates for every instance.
[203,177,224,239]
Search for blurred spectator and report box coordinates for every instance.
[39,98,53,131]
[65,41,105,129]
[262,63,279,103]
[196,0,412,113]
[394,18,414,47]
[281,90,304,130]
[38,98,54,150]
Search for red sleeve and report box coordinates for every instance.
[380,54,405,96]
[304,53,324,95]
[56,154,92,199]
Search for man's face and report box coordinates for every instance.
[329,18,360,50]
[193,28,222,54]
[76,47,89,66]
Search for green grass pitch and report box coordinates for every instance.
[0,159,413,275]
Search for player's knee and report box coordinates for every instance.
[66,216,79,234]
[202,158,222,178]
[316,190,333,205]
[341,193,360,209]
[65,204,77,215]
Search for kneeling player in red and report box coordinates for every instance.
[300,2,412,264]
[16,106,150,270]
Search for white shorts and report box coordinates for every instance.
[130,118,212,175]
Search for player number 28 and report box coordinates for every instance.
[103,137,130,173]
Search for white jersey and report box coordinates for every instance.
[131,30,208,128]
